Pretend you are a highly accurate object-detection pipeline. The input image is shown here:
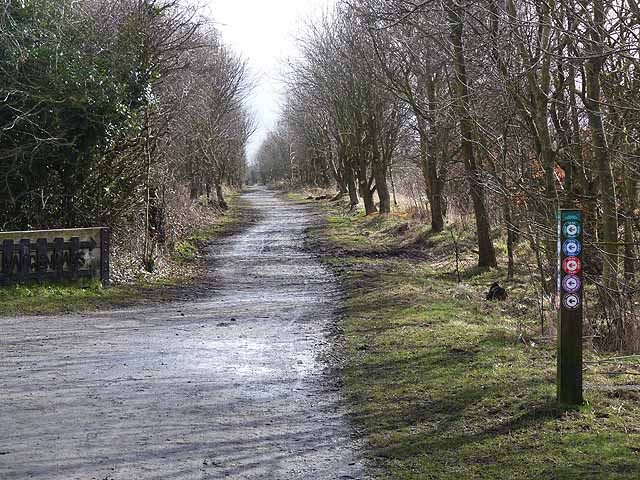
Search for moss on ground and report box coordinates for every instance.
[307,201,640,479]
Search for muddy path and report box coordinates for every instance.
[0,187,366,480]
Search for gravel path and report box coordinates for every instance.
[0,188,366,479]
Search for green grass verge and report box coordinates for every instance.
[0,192,251,316]
[0,281,145,316]
[311,206,640,479]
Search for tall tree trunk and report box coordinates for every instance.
[329,156,348,197]
[406,76,446,231]
[216,183,228,210]
[376,179,391,213]
[447,4,497,268]
[373,161,391,214]
[205,182,213,204]
[358,153,377,214]
[344,167,359,208]
[585,0,618,291]
[418,128,445,232]
[359,179,377,215]
[623,162,637,281]
[190,179,199,201]
[505,0,557,273]
[389,165,398,207]
[505,202,516,281]
[624,216,635,281]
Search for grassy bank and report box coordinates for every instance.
[0,193,252,317]
[301,195,640,479]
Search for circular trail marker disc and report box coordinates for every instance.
[563,256,582,275]
[562,239,582,257]
[562,275,581,293]
[563,222,581,238]
[563,293,581,310]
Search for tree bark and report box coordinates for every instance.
[447,4,497,268]
[359,178,377,214]
[205,181,213,204]
[373,160,391,214]
[418,127,445,232]
[190,179,199,201]
[376,178,391,213]
[216,183,228,210]
[505,203,515,281]
[357,151,377,214]
[344,167,359,208]
[504,0,557,271]
[584,0,618,291]
[623,161,637,281]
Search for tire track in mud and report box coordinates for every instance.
[0,187,366,480]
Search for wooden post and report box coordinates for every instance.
[100,228,111,286]
[2,240,14,276]
[69,237,80,281]
[53,238,65,277]
[19,239,30,281]
[36,238,48,280]
[557,209,584,405]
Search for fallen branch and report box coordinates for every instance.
[585,355,640,365]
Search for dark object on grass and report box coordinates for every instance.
[314,195,329,200]
[486,282,507,301]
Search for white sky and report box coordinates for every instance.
[203,0,335,162]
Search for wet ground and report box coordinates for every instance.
[0,188,366,479]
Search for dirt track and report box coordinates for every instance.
[0,188,366,479]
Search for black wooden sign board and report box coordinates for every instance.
[557,209,583,405]
[0,227,110,286]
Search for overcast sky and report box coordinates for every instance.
[203,0,334,162]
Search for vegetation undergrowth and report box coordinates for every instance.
[0,193,251,317]
[301,193,640,479]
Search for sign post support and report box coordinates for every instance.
[557,209,584,405]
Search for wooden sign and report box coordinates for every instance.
[557,209,583,405]
[0,227,110,286]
